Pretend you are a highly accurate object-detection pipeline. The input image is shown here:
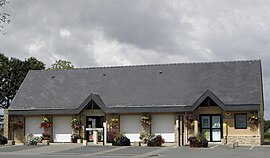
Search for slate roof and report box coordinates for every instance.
[9,60,262,115]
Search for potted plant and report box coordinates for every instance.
[9,120,24,144]
[188,133,208,147]
[107,116,119,143]
[147,135,165,147]
[40,117,53,129]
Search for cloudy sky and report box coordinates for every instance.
[0,0,269,119]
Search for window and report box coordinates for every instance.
[235,114,247,129]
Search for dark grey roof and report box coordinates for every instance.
[9,60,262,114]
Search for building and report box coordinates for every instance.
[5,60,264,145]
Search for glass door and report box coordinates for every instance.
[211,116,221,141]
[200,115,222,142]
[201,116,211,141]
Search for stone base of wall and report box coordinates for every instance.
[226,136,260,145]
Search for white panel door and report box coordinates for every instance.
[25,117,43,137]
[53,116,72,142]
[120,115,141,142]
[151,114,175,142]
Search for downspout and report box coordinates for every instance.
[259,61,265,144]
[225,122,228,144]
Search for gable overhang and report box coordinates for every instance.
[187,89,260,112]
[77,93,108,113]
[189,90,226,111]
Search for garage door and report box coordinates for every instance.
[120,115,141,142]
[25,117,43,137]
[53,116,72,142]
[151,114,175,142]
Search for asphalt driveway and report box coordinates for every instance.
[0,144,269,158]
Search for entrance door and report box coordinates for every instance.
[86,116,105,142]
[200,115,222,142]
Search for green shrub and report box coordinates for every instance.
[0,134,7,145]
[139,130,150,143]
[147,135,165,147]
[264,132,270,140]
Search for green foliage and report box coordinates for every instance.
[49,60,74,70]
[112,132,130,146]
[264,132,270,142]
[264,120,270,132]
[147,135,165,147]
[0,53,45,108]
[139,130,150,143]
[25,134,42,145]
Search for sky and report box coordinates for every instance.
[0,0,269,119]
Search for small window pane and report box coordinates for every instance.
[212,116,220,128]
[201,116,210,128]
[235,114,247,129]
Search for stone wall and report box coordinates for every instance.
[226,136,260,145]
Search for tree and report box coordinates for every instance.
[0,0,10,34]
[0,53,45,108]
[49,60,74,70]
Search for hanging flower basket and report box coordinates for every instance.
[248,116,258,124]
[10,121,24,130]
[141,114,151,127]
[71,118,81,130]
[185,113,195,129]
[40,117,53,129]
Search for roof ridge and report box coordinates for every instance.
[29,59,261,72]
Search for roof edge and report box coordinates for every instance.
[29,59,262,72]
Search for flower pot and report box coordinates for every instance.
[77,139,82,143]
[190,142,203,147]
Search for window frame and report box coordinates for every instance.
[234,113,247,129]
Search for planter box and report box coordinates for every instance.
[42,140,50,145]
[77,139,82,143]
[190,143,203,147]
[7,140,15,145]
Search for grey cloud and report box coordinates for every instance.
[0,0,270,119]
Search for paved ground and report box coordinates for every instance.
[0,143,269,158]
